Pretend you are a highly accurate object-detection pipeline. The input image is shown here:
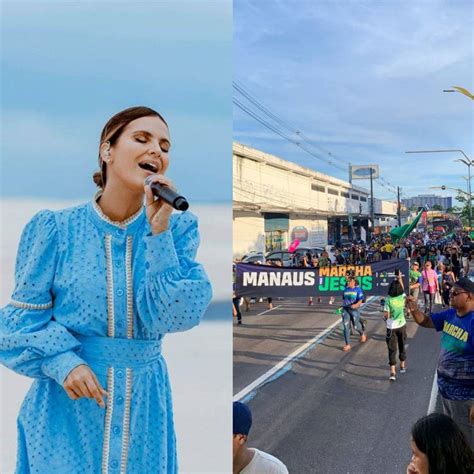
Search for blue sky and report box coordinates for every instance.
[1,1,231,202]
[233,0,473,204]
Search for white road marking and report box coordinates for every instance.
[234,296,377,401]
[257,305,283,316]
[427,371,438,414]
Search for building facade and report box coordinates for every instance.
[374,198,401,232]
[233,143,376,257]
[402,194,453,211]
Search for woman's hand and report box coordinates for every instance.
[406,463,418,474]
[406,295,418,311]
[63,364,108,408]
[144,174,175,235]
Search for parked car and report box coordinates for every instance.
[241,251,264,263]
[265,247,325,267]
[241,254,264,264]
[265,250,292,266]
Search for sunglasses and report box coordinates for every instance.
[450,290,468,297]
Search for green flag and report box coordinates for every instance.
[390,208,424,242]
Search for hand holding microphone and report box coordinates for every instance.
[144,175,189,235]
[144,175,189,211]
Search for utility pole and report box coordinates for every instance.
[397,186,401,226]
[467,164,472,229]
[370,169,374,239]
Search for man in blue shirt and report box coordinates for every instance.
[341,275,367,352]
[407,277,474,448]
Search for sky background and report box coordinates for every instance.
[234,0,473,205]
[1,1,231,202]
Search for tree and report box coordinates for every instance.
[431,204,443,211]
[454,192,474,225]
[446,206,461,215]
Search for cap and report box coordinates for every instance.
[233,401,252,435]
[454,277,474,295]
[413,262,419,267]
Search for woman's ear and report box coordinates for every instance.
[100,141,112,163]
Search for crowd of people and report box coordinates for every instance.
[279,229,474,270]
[233,228,474,472]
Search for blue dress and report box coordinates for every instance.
[0,195,212,473]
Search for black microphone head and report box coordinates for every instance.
[174,197,189,211]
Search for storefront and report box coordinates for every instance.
[264,213,289,251]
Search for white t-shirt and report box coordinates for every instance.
[240,448,289,474]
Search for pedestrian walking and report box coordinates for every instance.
[464,250,474,280]
[441,264,456,307]
[409,262,422,301]
[451,247,462,279]
[421,261,439,314]
[233,292,243,325]
[397,243,409,260]
[340,275,367,352]
[383,278,407,381]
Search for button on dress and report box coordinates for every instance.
[0,196,212,473]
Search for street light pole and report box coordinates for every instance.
[370,168,374,239]
[397,186,401,226]
[454,159,472,229]
[468,164,472,229]
[443,86,474,100]
[406,149,471,161]
[430,186,470,197]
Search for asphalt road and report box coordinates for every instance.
[233,296,442,474]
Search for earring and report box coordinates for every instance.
[102,141,111,163]
[103,149,112,163]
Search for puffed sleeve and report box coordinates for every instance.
[0,210,86,385]
[136,211,212,333]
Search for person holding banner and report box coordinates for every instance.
[341,276,367,352]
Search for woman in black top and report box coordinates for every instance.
[441,264,456,307]
[450,248,461,279]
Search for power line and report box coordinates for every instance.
[233,97,347,172]
[233,79,399,196]
[234,81,344,171]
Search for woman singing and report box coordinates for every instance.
[0,106,212,473]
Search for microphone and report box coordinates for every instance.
[145,177,189,211]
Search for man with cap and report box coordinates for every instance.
[233,401,288,473]
[406,277,474,448]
